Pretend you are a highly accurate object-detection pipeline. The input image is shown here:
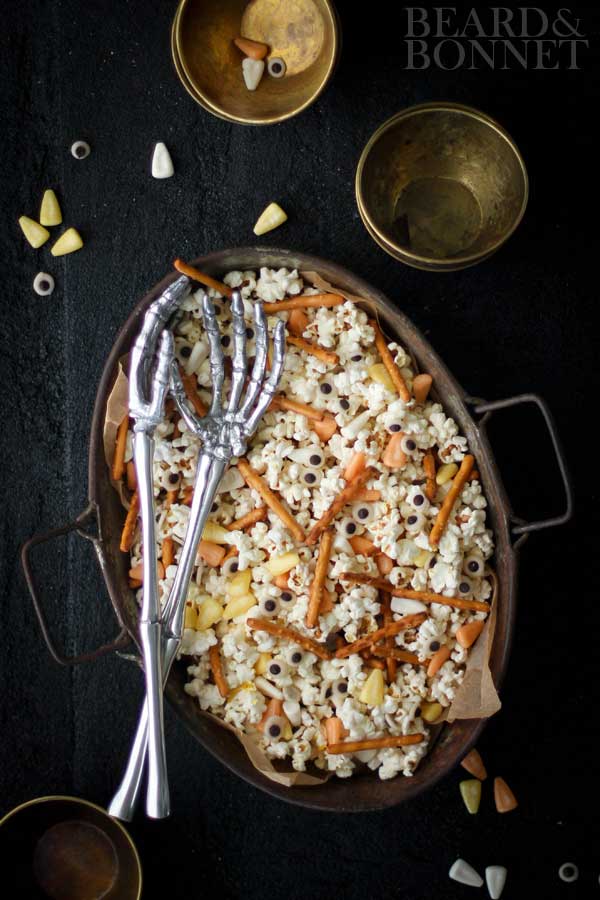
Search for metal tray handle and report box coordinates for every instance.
[472,394,573,537]
[21,502,130,666]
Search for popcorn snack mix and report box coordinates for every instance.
[116,268,495,782]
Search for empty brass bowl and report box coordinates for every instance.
[172,0,339,125]
[0,796,142,899]
[356,103,529,271]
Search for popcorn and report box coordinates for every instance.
[124,268,495,782]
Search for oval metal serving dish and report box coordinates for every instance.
[22,249,572,813]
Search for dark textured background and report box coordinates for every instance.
[1,3,598,898]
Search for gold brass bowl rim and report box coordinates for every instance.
[0,794,143,900]
[171,0,340,126]
[171,4,206,111]
[355,102,530,271]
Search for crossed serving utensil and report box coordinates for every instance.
[109,274,285,820]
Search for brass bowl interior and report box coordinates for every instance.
[175,0,338,124]
[0,797,142,899]
[357,105,528,269]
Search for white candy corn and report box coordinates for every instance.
[449,859,484,888]
[253,202,288,236]
[486,866,507,899]
[151,142,174,179]
[242,57,265,91]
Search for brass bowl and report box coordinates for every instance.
[0,796,142,899]
[356,103,529,271]
[172,0,340,125]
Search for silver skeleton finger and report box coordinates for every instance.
[111,284,286,822]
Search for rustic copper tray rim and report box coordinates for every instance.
[21,248,572,813]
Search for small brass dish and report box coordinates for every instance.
[172,0,340,125]
[0,796,142,899]
[356,103,529,271]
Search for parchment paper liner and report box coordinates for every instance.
[102,272,500,787]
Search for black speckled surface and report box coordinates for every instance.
[1,3,597,898]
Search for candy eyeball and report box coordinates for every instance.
[353,503,374,524]
[331,679,349,704]
[407,487,429,511]
[259,596,280,617]
[301,467,320,487]
[159,469,181,491]
[176,342,193,362]
[71,140,90,159]
[458,578,472,596]
[33,272,55,296]
[317,379,337,405]
[464,554,484,576]
[405,511,425,533]
[279,590,295,606]
[263,715,286,741]
[338,517,358,537]
[388,422,402,434]
[289,446,325,468]
[400,434,418,455]
[267,57,286,78]
[285,647,305,667]
[267,658,289,679]
[221,556,240,577]
[339,398,350,412]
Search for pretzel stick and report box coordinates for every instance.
[306,467,378,546]
[429,455,475,549]
[306,528,334,628]
[340,573,490,613]
[360,655,386,671]
[209,643,228,698]
[112,415,129,481]
[354,489,381,502]
[120,491,139,552]
[287,335,339,366]
[424,451,437,501]
[371,647,424,665]
[226,507,269,532]
[335,614,427,658]
[380,591,397,681]
[162,536,175,568]
[126,460,137,492]
[247,618,332,660]
[263,294,344,314]
[173,259,232,297]
[370,320,411,403]
[180,369,208,417]
[237,459,305,542]
[269,395,324,422]
[327,734,425,754]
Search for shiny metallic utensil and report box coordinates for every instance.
[109,285,286,821]
[126,275,192,819]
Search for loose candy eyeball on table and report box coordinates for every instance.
[558,863,579,883]
[71,140,90,159]
[33,272,55,296]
